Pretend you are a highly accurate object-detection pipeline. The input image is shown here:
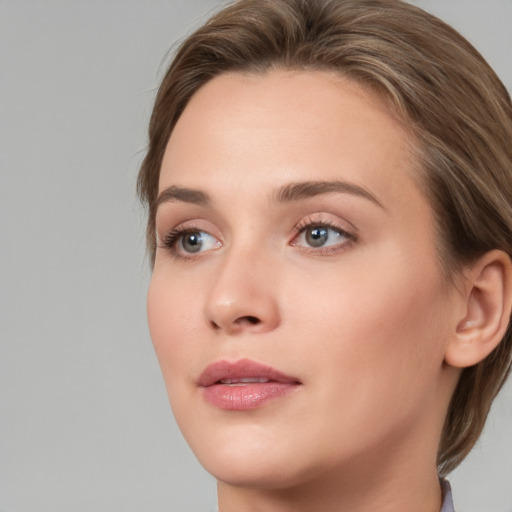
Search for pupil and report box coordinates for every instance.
[306,227,328,247]
[182,232,202,253]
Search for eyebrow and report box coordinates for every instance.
[154,180,385,211]
[154,185,211,211]
[273,180,385,209]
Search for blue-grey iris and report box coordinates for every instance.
[181,232,203,253]
[306,227,329,247]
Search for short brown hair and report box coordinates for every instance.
[137,0,512,475]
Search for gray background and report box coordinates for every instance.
[1,1,511,511]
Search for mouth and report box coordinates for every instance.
[198,359,302,410]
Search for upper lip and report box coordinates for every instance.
[198,359,300,387]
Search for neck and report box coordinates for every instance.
[217,460,442,512]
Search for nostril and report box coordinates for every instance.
[236,315,260,325]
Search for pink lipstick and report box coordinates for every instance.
[198,359,301,410]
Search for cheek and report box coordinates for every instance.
[147,273,202,378]
[290,251,450,406]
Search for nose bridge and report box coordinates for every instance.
[204,241,280,334]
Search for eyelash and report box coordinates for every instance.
[159,225,212,261]
[159,217,356,260]
[291,217,356,254]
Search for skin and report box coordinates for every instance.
[148,70,466,512]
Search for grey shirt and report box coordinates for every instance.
[440,479,455,512]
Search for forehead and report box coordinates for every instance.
[160,70,424,218]
[161,69,416,191]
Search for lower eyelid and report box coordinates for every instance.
[293,238,355,256]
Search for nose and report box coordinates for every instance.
[204,249,281,335]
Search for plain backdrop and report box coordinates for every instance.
[1,1,511,511]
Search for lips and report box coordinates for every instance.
[198,359,301,410]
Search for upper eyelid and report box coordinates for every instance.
[293,214,358,237]
[157,213,358,247]
[157,217,218,239]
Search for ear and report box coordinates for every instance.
[444,250,512,368]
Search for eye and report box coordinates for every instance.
[161,228,221,258]
[180,231,209,253]
[292,220,355,252]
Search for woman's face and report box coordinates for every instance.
[148,70,459,488]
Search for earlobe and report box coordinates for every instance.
[445,250,512,368]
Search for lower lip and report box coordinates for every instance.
[202,382,300,410]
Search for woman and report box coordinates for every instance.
[137,0,512,510]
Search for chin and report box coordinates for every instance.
[186,427,329,490]
[203,455,317,490]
